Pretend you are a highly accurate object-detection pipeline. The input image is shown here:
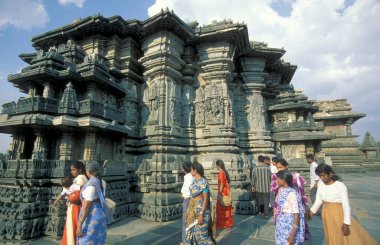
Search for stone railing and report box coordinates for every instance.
[1,96,59,116]
[3,159,71,179]
[79,99,124,122]
[272,121,324,132]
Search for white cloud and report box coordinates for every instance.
[57,0,86,8]
[0,0,49,30]
[148,0,380,140]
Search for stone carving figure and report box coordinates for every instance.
[195,102,205,125]
[0,219,7,237]
[189,104,195,127]
[251,99,265,130]
[205,96,224,124]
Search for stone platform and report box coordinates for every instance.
[25,172,380,245]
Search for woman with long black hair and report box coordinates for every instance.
[275,170,305,245]
[215,159,234,229]
[184,161,216,244]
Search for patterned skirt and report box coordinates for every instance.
[78,202,107,245]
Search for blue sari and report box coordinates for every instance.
[276,187,305,245]
[78,178,107,245]
[185,177,215,245]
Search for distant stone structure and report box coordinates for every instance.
[0,11,378,241]
[313,99,366,172]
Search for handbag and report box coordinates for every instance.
[219,194,232,207]
[105,197,116,215]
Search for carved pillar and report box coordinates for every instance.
[28,85,37,97]
[8,134,25,160]
[86,82,97,101]
[345,118,353,136]
[59,133,72,160]
[139,31,185,133]
[83,133,96,161]
[31,131,47,160]
[181,46,197,130]
[42,82,54,98]
[135,31,187,221]
[196,41,237,136]
[241,57,274,156]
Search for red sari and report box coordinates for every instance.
[216,171,234,229]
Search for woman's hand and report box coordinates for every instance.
[287,235,295,245]
[198,213,204,225]
[342,224,350,236]
[76,224,83,237]
[306,210,313,220]
[185,212,188,221]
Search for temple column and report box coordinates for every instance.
[27,85,37,97]
[180,46,197,135]
[31,130,47,160]
[42,82,54,98]
[59,133,72,160]
[241,57,274,158]
[345,118,353,136]
[195,41,239,160]
[136,30,186,221]
[8,134,25,160]
[83,133,96,161]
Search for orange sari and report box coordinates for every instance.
[61,191,81,245]
[61,174,87,245]
[216,171,234,229]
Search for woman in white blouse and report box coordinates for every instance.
[309,164,376,245]
[76,161,107,244]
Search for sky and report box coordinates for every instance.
[0,0,379,153]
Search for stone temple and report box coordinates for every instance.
[0,10,379,241]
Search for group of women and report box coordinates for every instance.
[59,160,108,245]
[272,159,377,245]
[181,160,234,245]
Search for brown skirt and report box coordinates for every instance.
[322,202,377,245]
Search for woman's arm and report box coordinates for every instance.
[198,191,209,225]
[310,184,323,215]
[287,213,299,245]
[76,199,93,236]
[52,195,64,206]
[339,182,351,236]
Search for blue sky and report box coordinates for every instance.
[1,0,379,153]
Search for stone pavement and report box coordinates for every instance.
[28,172,380,245]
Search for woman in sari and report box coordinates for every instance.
[185,161,216,245]
[272,159,311,240]
[309,164,377,245]
[76,161,107,245]
[275,170,305,245]
[215,160,234,229]
[61,160,88,245]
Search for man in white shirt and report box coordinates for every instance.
[306,154,320,214]
[180,162,194,245]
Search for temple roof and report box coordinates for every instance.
[313,99,366,121]
[32,14,143,50]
